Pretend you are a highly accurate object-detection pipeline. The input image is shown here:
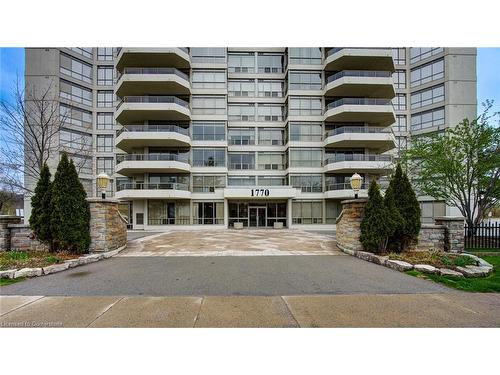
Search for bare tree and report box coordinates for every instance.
[0,77,92,193]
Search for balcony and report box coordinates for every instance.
[115,96,191,124]
[324,98,395,126]
[323,154,393,174]
[324,48,394,71]
[116,68,190,97]
[116,48,190,71]
[324,180,389,199]
[323,126,395,152]
[324,70,395,98]
[116,124,191,152]
[115,153,191,175]
[115,182,191,200]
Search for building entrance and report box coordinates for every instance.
[228,201,287,228]
[249,207,266,227]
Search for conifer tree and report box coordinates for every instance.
[29,163,53,250]
[360,180,394,253]
[50,153,90,253]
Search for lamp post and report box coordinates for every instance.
[350,173,363,199]
[96,172,110,199]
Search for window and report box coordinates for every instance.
[148,201,190,225]
[191,48,226,64]
[60,129,92,152]
[97,157,114,175]
[228,152,255,170]
[97,66,114,86]
[392,94,407,110]
[60,79,92,106]
[392,48,406,65]
[69,48,92,59]
[410,59,444,87]
[60,104,92,129]
[393,70,406,89]
[289,71,322,90]
[60,53,92,83]
[192,175,225,192]
[192,70,226,89]
[191,96,226,115]
[192,148,225,167]
[97,112,114,130]
[97,47,114,61]
[257,153,286,170]
[70,155,93,175]
[228,176,256,186]
[228,53,255,73]
[97,90,114,108]
[97,135,114,152]
[411,107,445,131]
[228,128,255,145]
[257,80,285,97]
[292,201,323,224]
[192,121,226,141]
[228,103,255,121]
[394,115,407,132]
[228,79,255,97]
[289,48,322,65]
[257,104,285,121]
[326,200,342,224]
[396,136,408,151]
[80,178,93,196]
[290,175,322,192]
[193,202,224,224]
[289,97,322,116]
[257,176,287,186]
[411,84,444,109]
[289,148,322,167]
[257,53,284,73]
[258,128,284,145]
[289,122,323,141]
[410,48,444,64]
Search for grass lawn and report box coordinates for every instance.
[406,255,500,293]
[465,248,500,256]
[0,277,26,287]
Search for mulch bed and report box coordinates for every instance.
[0,250,81,270]
[388,251,478,270]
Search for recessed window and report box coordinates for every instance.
[192,121,226,141]
[410,59,444,87]
[410,47,443,64]
[97,66,114,86]
[97,90,115,108]
[60,79,92,107]
[411,107,445,131]
[289,48,322,65]
[60,53,92,83]
[411,84,444,109]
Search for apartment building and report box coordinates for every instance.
[24,47,476,229]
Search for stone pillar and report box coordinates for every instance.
[88,198,127,253]
[0,215,22,251]
[434,216,465,253]
[335,199,368,253]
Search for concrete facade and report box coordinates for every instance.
[24,47,477,230]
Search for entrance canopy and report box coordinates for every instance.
[223,186,301,199]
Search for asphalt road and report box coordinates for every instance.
[0,255,450,296]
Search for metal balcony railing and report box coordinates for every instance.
[325,182,369,191]
[228,163,255,170]
[326,70,392,83]
[117,96,189,109]
[116,153,190,164]
[324,126,392,138]
[325,98,392,111]
[117,124,189,137]
[323,154,393,165]
[118,67,189,81]
[117,182,189,191]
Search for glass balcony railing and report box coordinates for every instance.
[117,96,189,109]
[325,98,392,111]
[116,153,190,164]
[325,182,369,191]
[326,70,392,83]
[117,124,189,137]
[117,182,189,192]
[324,126,392,138]
[118,67,189,81]
[323,154,393,165]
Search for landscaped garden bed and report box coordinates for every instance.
[0,250,78,271]
[388,251,477,271]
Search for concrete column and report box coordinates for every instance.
[434,216,465,253]
[88,198,127,253]
[287,198,293,228]
[336,199,368,253]
[0,215,22,251]
[224,198,229,228]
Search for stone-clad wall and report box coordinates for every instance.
[411,224,445,252]
[9,224,49,251]
[88,198,127,253]
[335,199,367,252]
[0,216,22,251]
[435,216,466,253]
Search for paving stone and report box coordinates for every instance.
[0,269,16,279]
[456,265,490,278]
[386,259,413,272]
[42,262,69,275]
[14,267,42,278]
[439,268,464,277]
[414,264,438,274]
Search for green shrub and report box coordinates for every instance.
[29,163,53,250]
[7,251,29,261]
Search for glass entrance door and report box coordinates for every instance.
[249,207,266,227]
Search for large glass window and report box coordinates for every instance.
[289,48,322,65]
[289,71,322,90]
[257,80,285,97]
[393,115,407,132]
[192,70,226,89]
[410,47,444,64]
[257,53,285,73]
[192,148,226,167]
[411,107,445,131]
[60,129,92,152]
[70,155,93,175]
[289,97,322,116]
[97,47,114,61]
[148,201,190,225]
[326,201,342,224]
[228,152,255,170]
[97,90,114,108]
[97,157,114,175]
[410,59,444,87]
[228,79,255,97]
[290,175,322,192]
[96,112,114,130]
[228,128,255,145]
[292,201,323,224]
[392,48,406,65]
[60,53,92,83]
[191,48,226,64]
[97,66,114,86]
[410,84,445,109]
[257,153,286,170]
[60,104,92,129]
[392,94,407,110]
[228,103,255,121]
[289,148,322,167]
[258,128,284,145]
[257,176,287,186]
[60,79,92,107]
[228,176,255,186]
[192,121,226,141]
[193,202,224,225]
[228,53,255,73]
[257,104,285,121]
[289,122,323,141]
[191,96,226,115]
[192,175,225,192]
[393,70,406,89]
[96,134,114,152]
[69,48,92,59]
